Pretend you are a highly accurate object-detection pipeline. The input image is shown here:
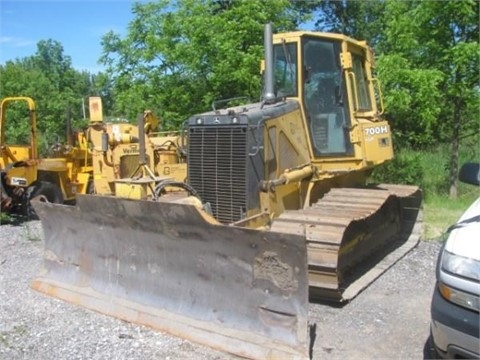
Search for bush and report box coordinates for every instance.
[371,137,479,200]
[370,150,424,188]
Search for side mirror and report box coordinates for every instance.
[459,162,480,186]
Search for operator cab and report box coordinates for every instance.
[272,32,379,158]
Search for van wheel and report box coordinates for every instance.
[423,331,440,359]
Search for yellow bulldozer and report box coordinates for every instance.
[0,96,92,216]
[31,25,423,359]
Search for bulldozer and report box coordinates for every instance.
[31,24,423,359]
[0,96,92,216]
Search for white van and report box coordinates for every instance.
[430,162,480,358]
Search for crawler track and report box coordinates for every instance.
[271,184,423,302]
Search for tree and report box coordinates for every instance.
[0,40,109,153]
[310,0,386,45]
[378,0,479,198]
[99,0,307,129]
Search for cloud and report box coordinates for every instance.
[88,25,126,38]
[0,36,35,47]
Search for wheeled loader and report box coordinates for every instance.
[31,25,423,359]
[0,96,92,216]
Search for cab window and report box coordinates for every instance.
[273,42,298,98]
[352,54,372,111]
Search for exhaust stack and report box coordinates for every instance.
[262,23,276,104]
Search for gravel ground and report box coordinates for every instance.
[1,219,441,360]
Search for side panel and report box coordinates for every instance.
[31,195,309,360]
[361,121,393,163]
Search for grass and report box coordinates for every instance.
[0,211,12,225]
[398,139,479,240]
[419,140,480,240]
[424,191,478,240]
[371,136,480,240]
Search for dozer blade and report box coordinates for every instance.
[31,195,309,360]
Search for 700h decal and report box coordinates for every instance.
[364,125,389,136]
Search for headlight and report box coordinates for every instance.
[441,250,480,282]
[438,282,480,312]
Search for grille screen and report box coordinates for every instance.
[120,154,140,178]
[188,126,248,224]
[119,154,149,178]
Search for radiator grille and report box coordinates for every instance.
[119,154,149,178]
[120,154,140,178]
[188,126,248,224]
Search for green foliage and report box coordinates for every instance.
[1,101,33,145]
[370,150,424,188]
[309,0,386,45]
[372,0,479,197]
[0,211,12,225]
[372,134,480,198]
[373,0,479,150]
[99,0,306,129]
[0,39,113,148]
[377,55,444,148]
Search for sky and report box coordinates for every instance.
[0,1,316,74]
[0,0,136,73]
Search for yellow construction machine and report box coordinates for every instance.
[31,25,422,359]
[0,96,185,216]
[84,96,187,198]
[0,96,92,216]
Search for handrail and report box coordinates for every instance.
[0,96,37,159]
[372,78,385,115]
[347,71,359,112]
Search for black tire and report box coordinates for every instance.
[86,178,95,194]
[25,181,64,219]
[30,181,64,204]
[423,331,441,360]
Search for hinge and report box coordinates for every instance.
[349,125,361,144]
[340,52,353,70]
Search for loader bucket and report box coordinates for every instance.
[31,195,309,360]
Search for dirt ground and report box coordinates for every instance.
[308,239,441,359]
